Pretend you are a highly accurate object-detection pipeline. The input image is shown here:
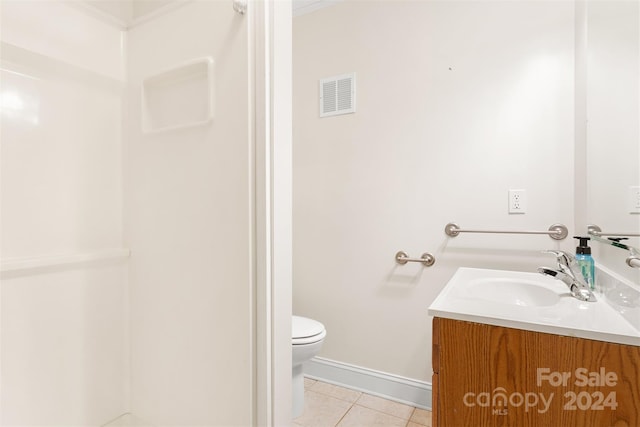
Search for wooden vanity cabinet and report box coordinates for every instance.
[432,317,640,427]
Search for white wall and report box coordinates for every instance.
[293,1,575,383]
[0,1,127,424]
[125,1,254,424]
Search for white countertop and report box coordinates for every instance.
[428,267,640,347]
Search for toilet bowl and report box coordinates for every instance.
[292,315,326,418]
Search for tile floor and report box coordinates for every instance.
[294,378,432,427]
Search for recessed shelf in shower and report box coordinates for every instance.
[142,57,214,133]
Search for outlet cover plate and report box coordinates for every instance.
[629,186,640,213]
[509,189,527,214]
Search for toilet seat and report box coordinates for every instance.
[291,315,327,418]
[292,315,326,345]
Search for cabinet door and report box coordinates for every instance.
[434,318,640,427]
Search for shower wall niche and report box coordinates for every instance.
[142,57,214,133]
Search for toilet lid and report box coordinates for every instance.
[292,315,325,343]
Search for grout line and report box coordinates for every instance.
[333,401,355,427]
[408,407,418,427]
[406,408,417,427]
[407,407,430,427]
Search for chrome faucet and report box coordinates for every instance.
[538,250,597,302]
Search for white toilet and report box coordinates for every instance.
[292,315,326,418]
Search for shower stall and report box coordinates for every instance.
[0,1,292,425]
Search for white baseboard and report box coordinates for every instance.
[303,357,432,410]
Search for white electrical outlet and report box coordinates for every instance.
[629,186,640,213]
[509,189,527,214]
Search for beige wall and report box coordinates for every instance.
[293,1,575,382]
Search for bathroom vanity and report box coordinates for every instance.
[429,268,640,427]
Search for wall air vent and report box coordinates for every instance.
[319,73,356,118]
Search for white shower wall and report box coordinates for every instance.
[1,1,127,425]
[124,2,253,425]
[1,0,256,425]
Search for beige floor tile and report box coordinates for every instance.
[407,422,424,427]
[336,405,407,427]
[304,377,317,389]
[409,408,432,426]
[294,390,353,427]
[309,381,362,403]
[355,393,415,420]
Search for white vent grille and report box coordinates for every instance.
[319,73,356,117]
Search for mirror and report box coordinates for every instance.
[584,1,640,283]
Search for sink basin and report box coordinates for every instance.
[465,277,561,307]
[428,267,640,347]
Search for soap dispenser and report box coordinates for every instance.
[574,236,595,291]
